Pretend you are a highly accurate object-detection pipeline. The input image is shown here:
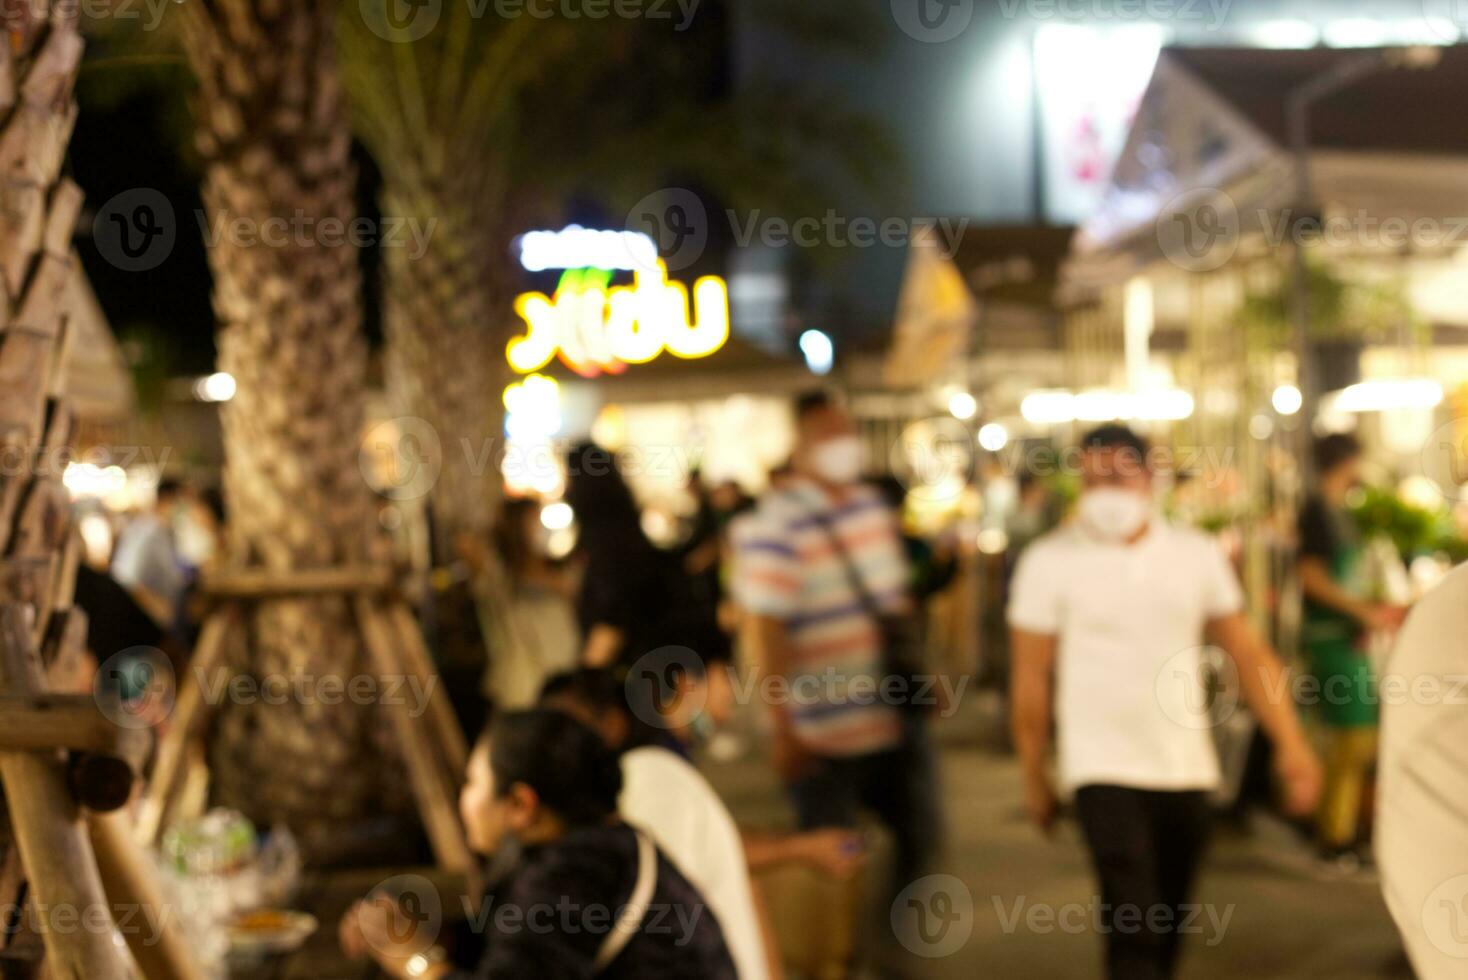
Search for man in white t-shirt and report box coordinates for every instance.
[1009,425,1322,980]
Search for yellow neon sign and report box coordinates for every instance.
[508,260,730,378]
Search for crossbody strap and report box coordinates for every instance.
[592,830,658,973]
[806,507,883,620]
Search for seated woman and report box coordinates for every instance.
[341,709,737,979]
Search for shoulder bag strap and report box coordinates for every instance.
[805,506,883,620]
[592,830,658,973]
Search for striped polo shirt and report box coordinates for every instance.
[731,478,907,757]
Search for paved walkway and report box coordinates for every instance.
[704,703,1413,980]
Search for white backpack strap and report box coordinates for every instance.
[593,830,658,973]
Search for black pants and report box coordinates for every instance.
[788,716,941,894]
[1074,785,1213,980]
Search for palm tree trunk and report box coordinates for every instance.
[181,0,400,843]
[380,180,511,557]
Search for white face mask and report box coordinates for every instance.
[1078,486,1151,542]
[808,435,864,485]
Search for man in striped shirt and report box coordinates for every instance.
[733,391,937,892]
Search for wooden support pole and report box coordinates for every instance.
[87,809,208,980]
[0,605,130,980]
[0,693,149,756]
[386,602,469,777]
[136,603,238,845]
[354,596,480,897]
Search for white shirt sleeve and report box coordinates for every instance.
[1200,537,1246,619]
[620,749,770,980]
[1007,541,1062,634]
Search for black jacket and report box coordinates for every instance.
[451,823,737,979]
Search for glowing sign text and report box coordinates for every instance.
[508,260,730,378]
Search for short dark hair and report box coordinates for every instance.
[540,668,627,717]
[485,709,623,826]
[1081,425,1150,464]
[155,478,185,501]
[1313,433,1362,475]
[794,390,836,423]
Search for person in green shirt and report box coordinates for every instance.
[1297,433,1405,863]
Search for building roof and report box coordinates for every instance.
[1169,45,1468,156]
[947,225,1075,307]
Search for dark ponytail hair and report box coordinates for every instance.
[487,709,623,826]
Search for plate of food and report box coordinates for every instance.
[228,908,319,956]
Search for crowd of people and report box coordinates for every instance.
[321,383,1442,980]
[59,382,1432,978]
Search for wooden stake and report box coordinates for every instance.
[135,603,239,846]
[387,601,468,777]
[87,809,208,980]
[354,595,479,895]
[0,605,130,980]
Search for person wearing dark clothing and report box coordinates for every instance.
[565,442,673,671]
[1297,433,1406,859]
[341,709,736,979]
[565,443,721,673]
